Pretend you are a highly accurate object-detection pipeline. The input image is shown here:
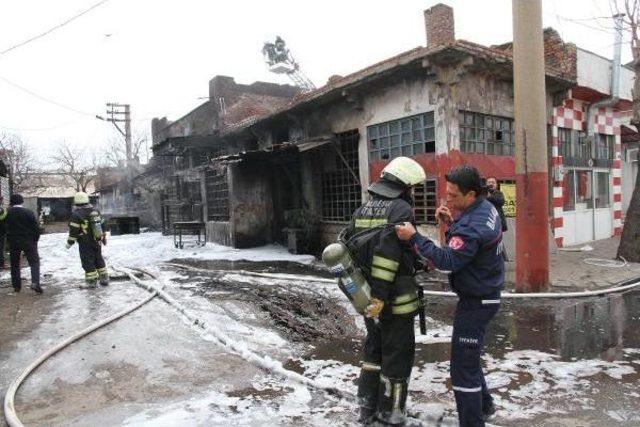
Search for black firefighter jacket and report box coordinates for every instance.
[344,195,419,316]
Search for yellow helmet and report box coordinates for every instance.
[381,156,427,186]
[73,192,90,205]
[368,157,426,198]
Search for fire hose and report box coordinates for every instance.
[4,263,507,427]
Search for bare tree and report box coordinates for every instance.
[103,130,149,167]
[0,132,35,192]
[51,142,96,192]
[607,0,640,261]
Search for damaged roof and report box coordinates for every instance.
[221,39,575,137]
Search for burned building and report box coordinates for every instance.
[143,3,635,253]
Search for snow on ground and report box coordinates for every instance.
[9,232,639,425]
[0,232,315,285]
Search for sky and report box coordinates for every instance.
[0,0,629,166]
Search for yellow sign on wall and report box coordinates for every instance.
[501,183,516,217]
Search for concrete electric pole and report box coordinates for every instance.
[512,0,550,292]
[98,102,132,166]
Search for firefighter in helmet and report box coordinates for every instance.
[343,156,426,425]
[66,192,108,287]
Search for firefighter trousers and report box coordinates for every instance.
[78,242,106,282]
[358,313,415,424]
[451,296,500,427]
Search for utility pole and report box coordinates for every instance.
[512,0,549,292]
[98,102,131,166]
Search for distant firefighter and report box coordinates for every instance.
[66,192,109,288]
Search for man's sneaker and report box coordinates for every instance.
[483,401,496,421]
[30,283,43,294]
[13,286,21,293]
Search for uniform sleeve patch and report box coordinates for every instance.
[448,236,465,250]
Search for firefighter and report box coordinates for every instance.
[343,156,426,425]
[66,192,109,287]
[396,165,504,427]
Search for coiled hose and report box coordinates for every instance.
[3,268,160,427]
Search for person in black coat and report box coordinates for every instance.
[0,194,42,293]
[485,177,508,232]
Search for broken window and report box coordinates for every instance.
[321,131,362,222]
[205,168,229,221]
[368,112,435,161]
[413,179,437,224]
[459,111,515,156]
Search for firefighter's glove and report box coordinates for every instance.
[102,237,107,246]
[364,298,384,318]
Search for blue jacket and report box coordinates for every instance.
[410,197,504,298]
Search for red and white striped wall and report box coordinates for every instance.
[594,107,623,236]
[549,100,622,247]
[550,99,586,247]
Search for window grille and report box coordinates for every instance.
[205,168,229,221]
[413,179,437,224]
[321,132,362,222]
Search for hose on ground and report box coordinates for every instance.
[421,275,640,299]
[3,269,160,427]
[583,257,628,268]
[121,266,458,426]
[167,261,640,299]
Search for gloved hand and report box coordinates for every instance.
[65,242,72,249]
[364,298,384,318]
[101,237,107,246]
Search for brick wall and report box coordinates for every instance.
[424,3,455,48]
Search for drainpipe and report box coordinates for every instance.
[584,13,624,241]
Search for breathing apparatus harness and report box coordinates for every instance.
[332,222,427,334]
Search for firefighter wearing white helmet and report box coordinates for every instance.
[341,156,426,425]
[66,192,109,288]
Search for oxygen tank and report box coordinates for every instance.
[88,211,104,241]
[322,242,371,314]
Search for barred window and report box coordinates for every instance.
[559,128,591,167]
[595,134,614,160]
[368,112,435,161]
[459,111,515,156]
[205,168,229,221]
[321,132,362,222]
[413,179,437,224]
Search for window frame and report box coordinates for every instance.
[459,111,515,156]
[367,112,435,161]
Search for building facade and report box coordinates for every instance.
[137,3,636,252]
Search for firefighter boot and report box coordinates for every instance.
[357,364,381,424]
[376,376,409,425]
[98,268,109,286]
[85,270,98,288]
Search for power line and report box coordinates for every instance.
[0,74,95,116]
[0,120,83,132]
[0,0,111,56]
[557,16,619,34]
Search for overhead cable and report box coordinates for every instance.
[0,0,111,56]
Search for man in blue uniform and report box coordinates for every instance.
[344,156,426,425]
[396,165,504,427]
